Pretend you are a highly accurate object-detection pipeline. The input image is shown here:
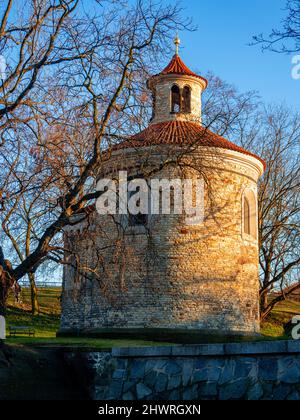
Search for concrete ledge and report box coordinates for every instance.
[287,340,300,353]
[112,346,174,357]
[112,340,300,358]
[172,344,226,356]
[223,341,289,355]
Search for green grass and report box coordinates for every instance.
[4,287,300,347]
[7,287,61,339]
[260,299,300,339]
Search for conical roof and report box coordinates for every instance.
[155,54,208,87]
[113,120,266,170]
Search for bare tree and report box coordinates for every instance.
[0,0,191,315]
[1,191,48,315]
[258,108,300,319]
[253,0,300,53]
[237,104,300,320]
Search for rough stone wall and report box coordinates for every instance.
[64,341,300,401]
[60,145,262,334]
[151,75,204,124]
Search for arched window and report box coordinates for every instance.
[242,189,257,239]
[171,85,181,113]
[182,86,191,113]
[127,175,148,228]
[128,185,148,227]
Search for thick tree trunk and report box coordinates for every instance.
[28,273,40,315]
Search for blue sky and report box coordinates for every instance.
[174,0,299,111]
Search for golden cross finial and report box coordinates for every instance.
[174,34,180,55]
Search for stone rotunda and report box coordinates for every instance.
[60,38,265,335]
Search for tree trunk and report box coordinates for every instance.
[260,288,269,320]
[0,269,14,316]
[28,273,39,315]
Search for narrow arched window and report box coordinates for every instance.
[182,86,191,113]
[242,189,257,239]
[171,85,181,113]
[127,175,148,227]
[243,197,251,235]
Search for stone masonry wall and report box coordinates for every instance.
[60,145,262,334]
[151,75,204,125]
[64,341,300,401]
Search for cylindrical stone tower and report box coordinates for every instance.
[60,39,265,335]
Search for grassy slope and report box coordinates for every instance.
[261,299,300,339]
[5,287,300,347]
[7,288,61,339]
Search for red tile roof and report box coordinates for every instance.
[113,121,266,169]
[151,54,208,88]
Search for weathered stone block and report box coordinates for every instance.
[258,358,278,381]
[169,389,181,400]
[193,367,221,384]
[273,384,293,400]
[167,375,182,391]
[144,371,158,389]
[130,360,145,379]
[198,382,218,398]
[287,390,300,400]
[234,359,253,378]
[136,383,152,399]
[182,361,193,387]
[278,357,300,384]
[112,369,126,379]
[219,360,236,385]
[155,373,168,393]
[165,361,181,376]
[183,384,198,401]
[247,382,263,400]
[123,391,135,400]
[219,378,249,400]
[106,380,123,399]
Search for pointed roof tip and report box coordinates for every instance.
[147,35,208,88]
[174,34,181,55]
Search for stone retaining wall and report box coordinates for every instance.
[64,340,300,400]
